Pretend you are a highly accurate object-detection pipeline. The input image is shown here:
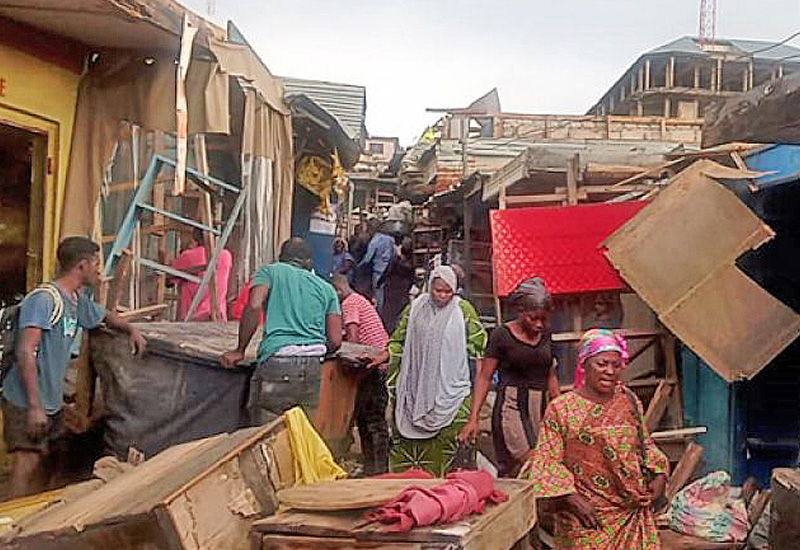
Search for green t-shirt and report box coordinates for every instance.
[252,262,341,361]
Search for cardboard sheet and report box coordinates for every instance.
[604,160,800,381]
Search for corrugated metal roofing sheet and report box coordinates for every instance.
[281,77,367,141]
[648,36,800,61]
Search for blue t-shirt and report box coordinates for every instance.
[252,262,341,362]
[3,287,105,414]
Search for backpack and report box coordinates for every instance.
[0,283,65,382]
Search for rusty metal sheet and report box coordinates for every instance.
[604,159,800,381]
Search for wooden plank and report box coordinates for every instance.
[664,442,704,503]
[277,479,443,511]
[193,135,221,322]
[504,193,570,206]
[312,359,361,456]
[644,380,673,432]
[651,427,706,441]
[70,337,94,434]
[107,250,133,312]
[566,153,579,206]
[552,329,665,343]
[118,304,168,321]
[256,535,432,550]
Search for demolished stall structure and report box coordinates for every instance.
[0,0,297,320]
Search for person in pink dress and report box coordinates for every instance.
[171,228,232,321]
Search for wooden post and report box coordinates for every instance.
[463,195,472,297]
[663,97,671,118]
[636,100,643,116]
[663,333,684,427]
[644,58,651,89]
[693,64,700,88]
[566,153,580,205]
[193,135,221,322]
[644,380,673,432]
[107,249,133,312]
[716,58,723,91]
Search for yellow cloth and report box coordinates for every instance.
[284,407,347,484]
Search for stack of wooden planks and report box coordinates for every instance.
[250,478,537,550]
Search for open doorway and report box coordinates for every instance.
[0,122,45,306]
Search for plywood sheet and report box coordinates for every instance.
[604,160,800,381]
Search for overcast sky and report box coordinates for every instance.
[183,0,800,145]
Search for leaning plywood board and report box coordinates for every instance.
[252,479,536,550]
[604,159,800,381]
[3,420,296,550]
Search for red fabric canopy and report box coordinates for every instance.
[490,202,648,296]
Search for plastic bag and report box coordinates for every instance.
[669,471,750,542]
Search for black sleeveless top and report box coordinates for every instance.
[485,325,553,390]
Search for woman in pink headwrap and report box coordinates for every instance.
[519,329,669,550]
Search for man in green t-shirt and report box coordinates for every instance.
[221,238,342,424]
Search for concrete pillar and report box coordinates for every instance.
[668,56,676,88]
[645,58,651,89]
[716,59,723,91]
[636,100,643,116]
[694,64,700,88]
[664,97,671,118]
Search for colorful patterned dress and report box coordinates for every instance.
[387,299,487,476]
[520,386,669,550]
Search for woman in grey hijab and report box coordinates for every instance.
[368,265,488,476]
[459,277,560,476]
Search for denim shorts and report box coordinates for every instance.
[248,356,323,425]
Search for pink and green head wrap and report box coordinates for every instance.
[574,328,629,389]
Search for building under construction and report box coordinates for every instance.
[588,36,800,119]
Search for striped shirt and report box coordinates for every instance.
[341,292,389,350]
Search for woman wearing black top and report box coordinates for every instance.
[459,277,560,476]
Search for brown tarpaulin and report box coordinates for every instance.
[60,38,293,255]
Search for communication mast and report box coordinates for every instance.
[699,0,717,48]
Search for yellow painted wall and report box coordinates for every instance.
[0,43,80,281]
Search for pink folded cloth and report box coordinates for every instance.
[365,470,508,532]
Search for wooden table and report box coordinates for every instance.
[249,478,536,550]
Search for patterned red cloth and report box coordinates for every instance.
[365,470,508,532]
[341,292,389,350]
[490,202,647,296]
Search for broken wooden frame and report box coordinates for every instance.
[3,420,296,550]
[604,160,800,381]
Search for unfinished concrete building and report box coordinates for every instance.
[588,36,800,119]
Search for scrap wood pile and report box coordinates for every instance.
[0,408,535,550]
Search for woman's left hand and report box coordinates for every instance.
[649,474,667,502]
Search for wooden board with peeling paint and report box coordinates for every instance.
[3,420,295,550]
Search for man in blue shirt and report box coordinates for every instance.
[3,237,146,497]
[358,229,395,312]
[221,238,342,424]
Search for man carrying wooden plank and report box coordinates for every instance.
[331,274,390,475]
[220,238,342,424]
[2,237,146,498]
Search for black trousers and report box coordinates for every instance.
[355,368,389,476]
